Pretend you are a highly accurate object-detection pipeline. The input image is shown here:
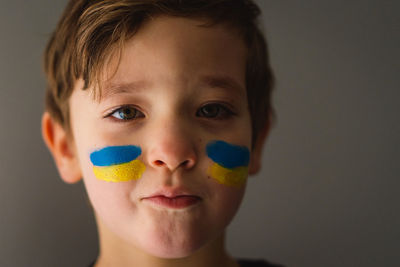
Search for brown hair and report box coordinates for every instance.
[44,0,274,144]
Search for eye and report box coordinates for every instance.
[108,106,144,121]
[196,103,234,119]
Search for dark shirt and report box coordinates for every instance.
[238,259,284,267]
[88,258,284,267]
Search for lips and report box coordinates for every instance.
[143,195,201,209]
[141,189,201,209]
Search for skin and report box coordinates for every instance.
[42,16,268,267]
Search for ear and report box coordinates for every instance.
[248,117,271,175]
[41,112,82,184]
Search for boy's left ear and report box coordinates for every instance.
[248,119,271,175]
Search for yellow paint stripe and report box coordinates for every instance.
[209,163,248,187]
[93,159,146,182]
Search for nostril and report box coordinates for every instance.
[152,159,195,170]
[154,160,164,166]
[181,159,195,169]
[181,160,190,167]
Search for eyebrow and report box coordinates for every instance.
[101,80,148,99]
[100,75,245,99]
[199,75,246,97]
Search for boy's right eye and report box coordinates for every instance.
[106,106,145,121]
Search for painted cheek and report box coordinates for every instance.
[90,145,146,182]
[206,140,250,187]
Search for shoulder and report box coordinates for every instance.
[238,258,285,267]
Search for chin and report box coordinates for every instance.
[139,229,206,259]
[147,246,197,259]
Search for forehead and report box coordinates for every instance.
[98,16,248,98]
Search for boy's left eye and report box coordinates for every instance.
[196,103,234,119]
[108,106,145,121]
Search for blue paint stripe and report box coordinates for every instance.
[90,145,142,166]
[206,140,249,168]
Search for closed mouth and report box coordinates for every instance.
[142,195,201,209]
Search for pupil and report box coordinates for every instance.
[120,108,134,119]
[203,105,218,117]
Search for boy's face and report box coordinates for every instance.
[68,16,258,257]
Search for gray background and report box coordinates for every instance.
[0,0,398,266]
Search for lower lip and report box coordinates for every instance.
[143,196,201,209]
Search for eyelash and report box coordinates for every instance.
[196,102,236,120]
[104,102,236,122]
[104,105,145,122]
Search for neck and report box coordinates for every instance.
[94,218,238,267]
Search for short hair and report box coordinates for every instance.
[44,0,274,145]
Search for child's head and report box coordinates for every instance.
[42,0,274,260]
[44,0,273,145]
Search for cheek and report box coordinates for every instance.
[93,160,145,182]
[206,140,250,187]
[208,164,248,187]
[90,145,146,182]
[83,177,139,231]
[80,145,145,223]
[209,183,246,228]
[81,157,139,224]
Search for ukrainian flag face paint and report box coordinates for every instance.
[90,145,146,182]
[206,140,250,187]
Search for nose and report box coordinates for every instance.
[145,118,197,172]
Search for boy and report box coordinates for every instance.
[41,0,280,266]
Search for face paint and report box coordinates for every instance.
[90,145,146,182]
[206,140,250,187]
